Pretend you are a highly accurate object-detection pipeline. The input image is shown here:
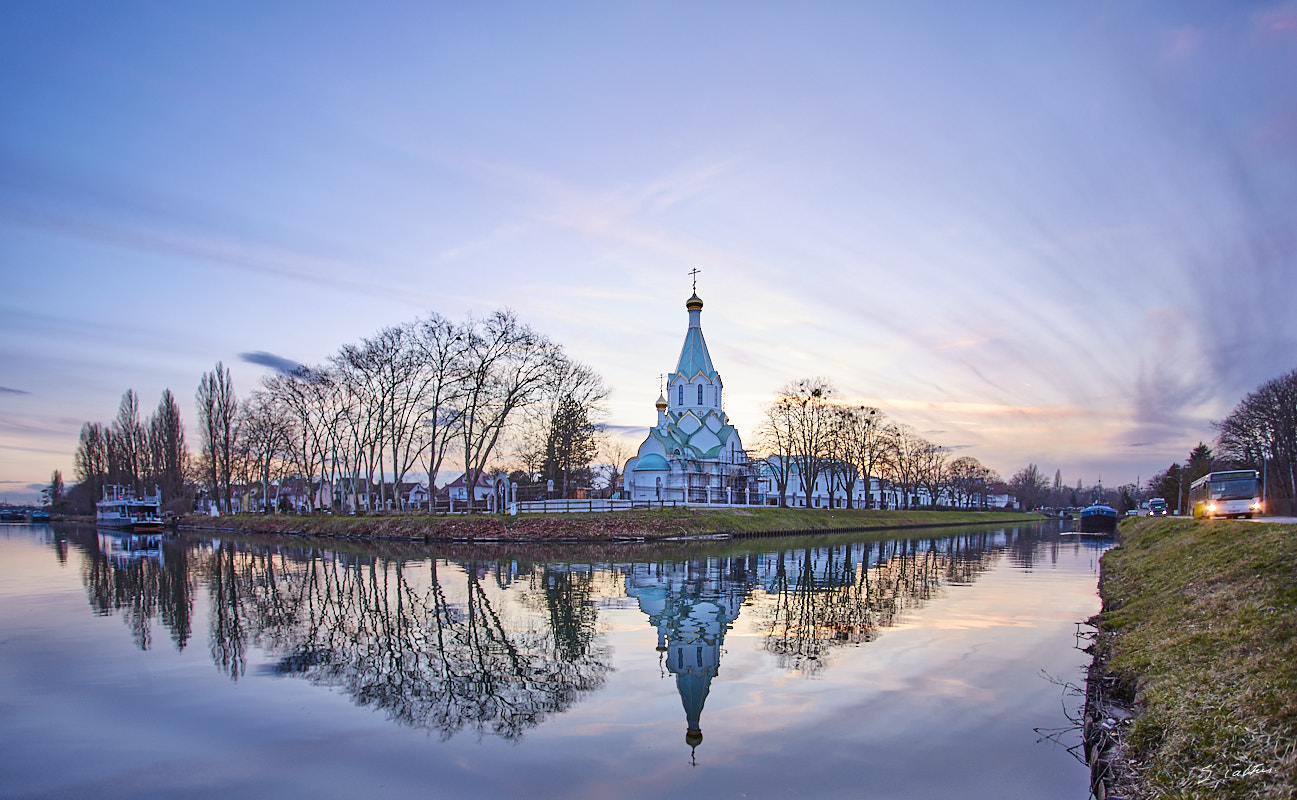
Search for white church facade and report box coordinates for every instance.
[624,292,759,504]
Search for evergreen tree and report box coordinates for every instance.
[1185,442,1214,485]
[541,394,597,497]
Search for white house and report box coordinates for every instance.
[444,473,492,503]
[397,481,429,509]
[756,456,883,508]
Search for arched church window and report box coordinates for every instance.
[697,384,703,404]
[678,384,683,406]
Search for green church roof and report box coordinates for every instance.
[670,294,718,382]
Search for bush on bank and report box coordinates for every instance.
[1095,517,1297,799]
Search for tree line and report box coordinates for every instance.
[65,309,607,514]
[1004,463,1133,513]
[65,389,189,514]
[758,378,1002,509]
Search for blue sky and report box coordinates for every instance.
[2,2,1295,504]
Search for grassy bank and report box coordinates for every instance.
[177,506,1039,541]
[1094,517,1297,798]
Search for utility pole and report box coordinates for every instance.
[1178,469,1184,516]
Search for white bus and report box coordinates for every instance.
[1188,470,1262,519]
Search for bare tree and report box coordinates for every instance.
[913,440,949,508]
[412,312,469,507]
[1008,463,1049,511]
[839,406,888,509]
[262,366,335,512]
[75,422,109,502]
[456,310,562,505]
[758,397,797,507]
[947,456,994,509]
[239,390,295,512]
[595,437,633,498]
[334,335,393,510]
[197,363,238,513]
[823,407,859,508]
[883,424,927,509]
[775,379,836,507]
[330,358,381,512]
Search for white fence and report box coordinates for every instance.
[514,499,682,514]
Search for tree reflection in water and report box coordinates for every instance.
[55,524,1054,745]
[74,528,193,652]
[752,534,999,674]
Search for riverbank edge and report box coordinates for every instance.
[170,507,1044,542]
[1082,631,1138,800]
[1082,517,1297,800]
[1083,516,1138,800]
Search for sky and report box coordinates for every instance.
[2,2,1296,504]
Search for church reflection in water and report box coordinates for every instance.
[49,525,1070,754]
[625,559,746,757]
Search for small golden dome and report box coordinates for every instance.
[685,292,703,311]
[685,729,703,748]
[655,393,668,410]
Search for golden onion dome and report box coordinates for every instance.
[655,393,668,410]
[685,729,703,748]
[685,292,703,311]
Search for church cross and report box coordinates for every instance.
[658,373,665,394]
[689,267,700,293]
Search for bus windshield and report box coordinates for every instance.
[1210,479,1258,500]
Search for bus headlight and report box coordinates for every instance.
[1252,501,1262,511]
[1206,503,1217,513]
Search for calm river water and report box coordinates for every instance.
[0,521,1109,799]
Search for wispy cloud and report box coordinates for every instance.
[0,386,30,395]
[1,203,438,307]
[1255,5,1297,38]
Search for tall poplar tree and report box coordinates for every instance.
[197,363,238,513]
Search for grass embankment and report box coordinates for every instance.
[177,506,1037,541]
[1094,517,1297,799]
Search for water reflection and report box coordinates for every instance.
[79,530,192,651]
[52,524,1085,751]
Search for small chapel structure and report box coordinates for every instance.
[623,289,757,504]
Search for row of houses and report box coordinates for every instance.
[638,453,1014,510]
[198,473,495,515]
[754,456,1013,509]
[197,462,1012,515]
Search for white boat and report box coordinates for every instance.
[97,530,164,563]
[96,485,165,531]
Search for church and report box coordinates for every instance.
[623,290,757,504]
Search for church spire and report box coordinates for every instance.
[673,282,716,382]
